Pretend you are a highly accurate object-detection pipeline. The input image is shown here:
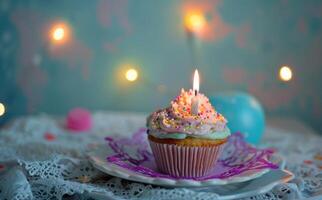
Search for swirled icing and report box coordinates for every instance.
[148,127,230,140]
[147,89,230,139]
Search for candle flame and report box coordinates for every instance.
[193,69,199,93]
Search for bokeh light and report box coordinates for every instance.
[0,103,5,117]
[184,13,206,33]
[125,68,138,82]
[50,22,70,43]
[279,66,293,82]
[53,27,65,41]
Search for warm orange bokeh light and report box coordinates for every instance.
[53,27,65,41]
[184,13,206,33]
[182,1,232,41]
[50,23,70,43]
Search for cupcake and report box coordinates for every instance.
[147,89,230,178]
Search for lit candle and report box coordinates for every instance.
[191,69,199,115]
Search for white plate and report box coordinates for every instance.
[191,169,294,200]
[87,144,285,187]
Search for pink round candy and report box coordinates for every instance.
[66,108,92,132]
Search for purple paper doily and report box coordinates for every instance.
[104,128,278,181]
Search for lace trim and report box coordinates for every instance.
[0,114,321,200]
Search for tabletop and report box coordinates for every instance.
[0,112,322,200]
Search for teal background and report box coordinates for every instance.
[0,0,321,133]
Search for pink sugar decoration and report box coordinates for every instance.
[66,108,92,132]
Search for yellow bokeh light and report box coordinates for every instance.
[185,13,206,33]
[279,66,293,82]
[53,27,65,41]
[0,103,5,117]
[125,69,138,82]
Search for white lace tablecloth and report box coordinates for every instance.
[0,112,322,200]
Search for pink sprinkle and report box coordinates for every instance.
[66,108,92,132]
[44,132,56,141]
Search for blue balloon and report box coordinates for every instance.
[210,92,265,145]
